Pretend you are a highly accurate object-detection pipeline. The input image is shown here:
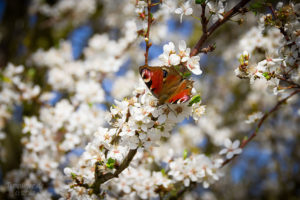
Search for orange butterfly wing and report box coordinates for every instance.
[166,79,193,104]
[139,65,192,105]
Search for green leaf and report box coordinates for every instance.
[239,55,245,65]
[195,0,205,4]
[188,95,201,107]
[27,68,36,79]
[106,158,116,169]
[161,168,166,176]
[71,172,77,179]
[249,1,266,15]
[183,149,188,160]
[262,72,271,80]
[174,65,181,72]
[182,71,192,78]
[0,74,11,83]
[150,12,154,20]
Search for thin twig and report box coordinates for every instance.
[190,0,252,57]
[221,89,300,167]
[200,3,208,35]
[144,0,153,65]
[268,4,290,41]
[275,74,300,88]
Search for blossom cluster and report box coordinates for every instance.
[235,2,300,95]
[30,19,138,93]
[63,82,207,198]
[159,40,202,75]
[2,1,144,197]
[0,64,41,160]
[29,0,97,26]
[173,0,227,24]
[1,0,298,199]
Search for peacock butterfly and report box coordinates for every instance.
[139,65,193,105]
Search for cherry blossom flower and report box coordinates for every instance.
[168,154,222,188]
[219,139,243,159]
[186,55,202,75]
[207,0,226,22]
[245,112,263,124]
[159,42,181,66]
[135,1,147,13]
[174,1,193,23]
[192,105,206,121]
[178,40,190,62]
[23,116,43,135]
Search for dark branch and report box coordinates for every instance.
[144,0,153,65]
[221,89,300,167]
[200,3,208,35]
[190,0,252,57]
[268,4,290,41]
[92,149,137,194]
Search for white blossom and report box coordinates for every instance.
[245,111,263,124]
[178,40,191,62]
[174,1,193,23]
[187,56,202,75]
[219,139,243,159]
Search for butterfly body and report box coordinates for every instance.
[139,65,193,105]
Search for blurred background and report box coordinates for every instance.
[0,0,299,199]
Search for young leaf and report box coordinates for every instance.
[195,0,206,4]
[262,72,271,80]
[161,168,166,176]
[106,158,116,169]
[188,95,201,107]
[182,71,192,78]
[71,172,77,179]
[183,149,188,159]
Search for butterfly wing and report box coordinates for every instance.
[139,65,192,105]
[139,65,164,98]
[166,79,193,104]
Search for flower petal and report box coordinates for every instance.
[232,140,240,149]
[203,181,209,188]
[184,178,190,187]
[174,8,183,14]
[226,152,234,159]
[219,148,228,155]
[179,40,186,51]
[233,148,242,155]
[170,54,180,65]
[224,138,232,148]
[190,67,202,75]
[185,8,193,15]
[181,57,189,62]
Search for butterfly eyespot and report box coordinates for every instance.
[163,69,168,78]
[141,69,151,83]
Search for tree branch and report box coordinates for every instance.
[200,3,208,35]
[275,74,300,88]
[190,0,252,57]
[92,149,137,194]
[221,89,300,167]
[268,4,290,42]
[144,0,153,65]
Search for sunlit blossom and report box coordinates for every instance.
[219,139,243,159]
[174,1,193,23]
